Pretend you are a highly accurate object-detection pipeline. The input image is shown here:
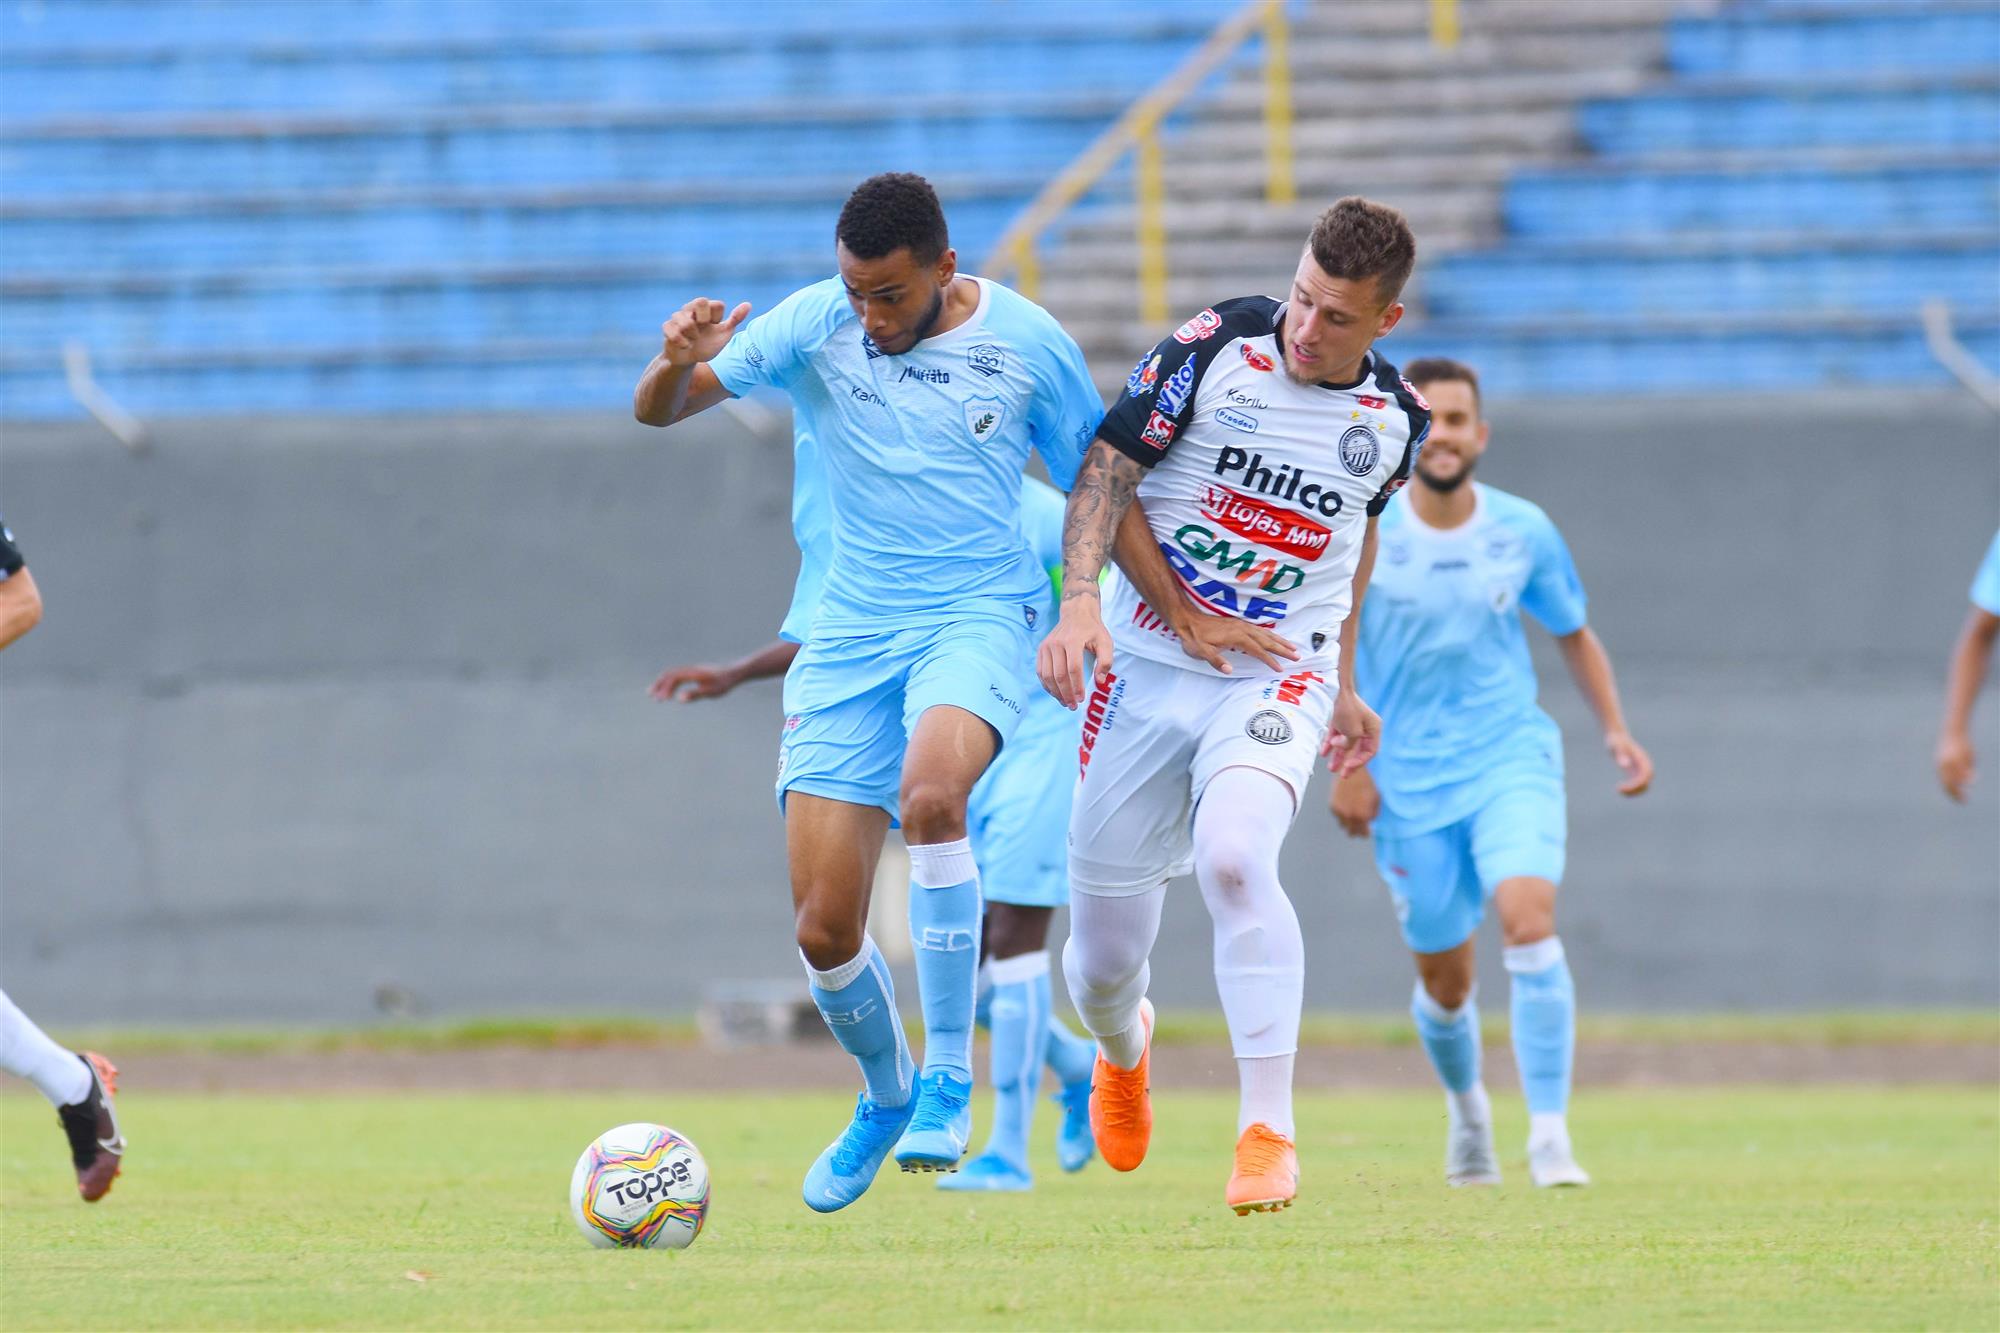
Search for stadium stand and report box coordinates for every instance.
[1,0,1994,414]
[1035,0,2000,396]
[0,0,1233,415]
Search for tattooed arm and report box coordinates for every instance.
[1038,441,1143,708]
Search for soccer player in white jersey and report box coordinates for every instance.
[634,174,1104,1211]
[1039,197,1431,1215]
[651,475,1100,1190]
[1936,529,2000,801]
[0,516,127,1202]
[1328,357,1653,1188]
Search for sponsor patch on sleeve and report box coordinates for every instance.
[1173,308,1222,343]
[1140,411,1178,450]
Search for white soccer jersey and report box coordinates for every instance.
[1096,297,1431,677]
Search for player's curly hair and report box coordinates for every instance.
[1308,196,1416,305]
[1403,356,1482,409]
[836,173,950,266]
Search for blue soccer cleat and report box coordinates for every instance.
[892,1070,973,1172]
[937,1150,1033,1193]
[1054,1076,1095,1173]
[802,1092,915,1213]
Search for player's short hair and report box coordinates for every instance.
[1402,356,1482,410]
[1307,196,1416,305]
[836,173,949,266]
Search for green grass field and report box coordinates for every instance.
[3,1087,1994,1330]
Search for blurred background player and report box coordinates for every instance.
[1936,529,2000,802]
[652,474,1099,1192]
[633,173,1102,1210]
[0,516,125,1202]
[1328,356,1653,1188]
[1041,198,1429,1216]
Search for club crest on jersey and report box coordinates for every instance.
[1240,344,1275,372]
[1338,425,1380,476]
[1174,308,1222,343]
[966,343,1005,378]
[1125,352,1162,398]
[1244,709,1293,745]
[964,397,1006,444]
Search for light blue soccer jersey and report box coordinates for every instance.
[1972,529,2000,616]
[778,428,831,645]
[1361,483,1588,835]
[712,276,1101,636]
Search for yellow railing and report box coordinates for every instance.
[983,0,1295,327]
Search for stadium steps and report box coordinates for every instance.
[1504,154,2000,240]
[0,175,1053,276]
[0,25,1218,123]
[1577,74,2000,155]
[1667,2,2000,77]
[0,94,1135,199]
[1424,233,2000,320]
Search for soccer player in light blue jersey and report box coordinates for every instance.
[634,174,1102,1211]
[651,474,1099,1194]
[1328,357,1653,1189]
[1936,529,2000,802]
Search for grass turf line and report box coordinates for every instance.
[44,1007,2000,1056]
[3,1088,1995,1330]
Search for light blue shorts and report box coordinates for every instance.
[1372,771,1567,954]
[967,691,1082,908]
[777,614,1035,822]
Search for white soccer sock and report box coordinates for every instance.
[0,987,90,1107]
[1237,1054,1296,1139]
[1449,1083,1493,1131]
[1529,1111,1571,1151]
[1062,885,1166,1070]
[1192,767,1305,1140]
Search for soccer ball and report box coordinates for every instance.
[569,1122,710,1250]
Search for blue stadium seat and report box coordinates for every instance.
[1504,162,1998,240]
[1668,6,2000,77]
[1578,80,2000,156]
[1426,238,2000,321]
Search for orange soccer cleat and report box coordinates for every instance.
[1089,998,1155,1172]
[1226,1122,1298,1215]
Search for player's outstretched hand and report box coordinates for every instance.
[1606,730,1653,796]
[1323,690,1382,777]
[1329,767,1379,838]
[1039,601,1113,710]
[650,662,740,702]
[660,299,752,367]
[1936,733,1976,802]
[1173,611,1301,676]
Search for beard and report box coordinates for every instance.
[905,285,946,348]
[1417,459,1475,493]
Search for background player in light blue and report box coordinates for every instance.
[1935,529,2000,802]
[634,174,1101,1211]
[1328,357,1653,1189]
[655,476,1100,1194]
[939,477,1098,1193]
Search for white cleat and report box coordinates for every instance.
[1528,1137,1591,1188]
[1446,1117,1502,1187]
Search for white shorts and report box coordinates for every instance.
[1067,651,1336,897]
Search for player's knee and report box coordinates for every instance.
[794,909,863,972]
[1193,831,1269,911]
[1496,896,1556,948]
[1065,934,1144,997]
[898,779,969,843]
[1420,969,1475,1012]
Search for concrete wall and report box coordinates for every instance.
[2,390,1995,1025]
